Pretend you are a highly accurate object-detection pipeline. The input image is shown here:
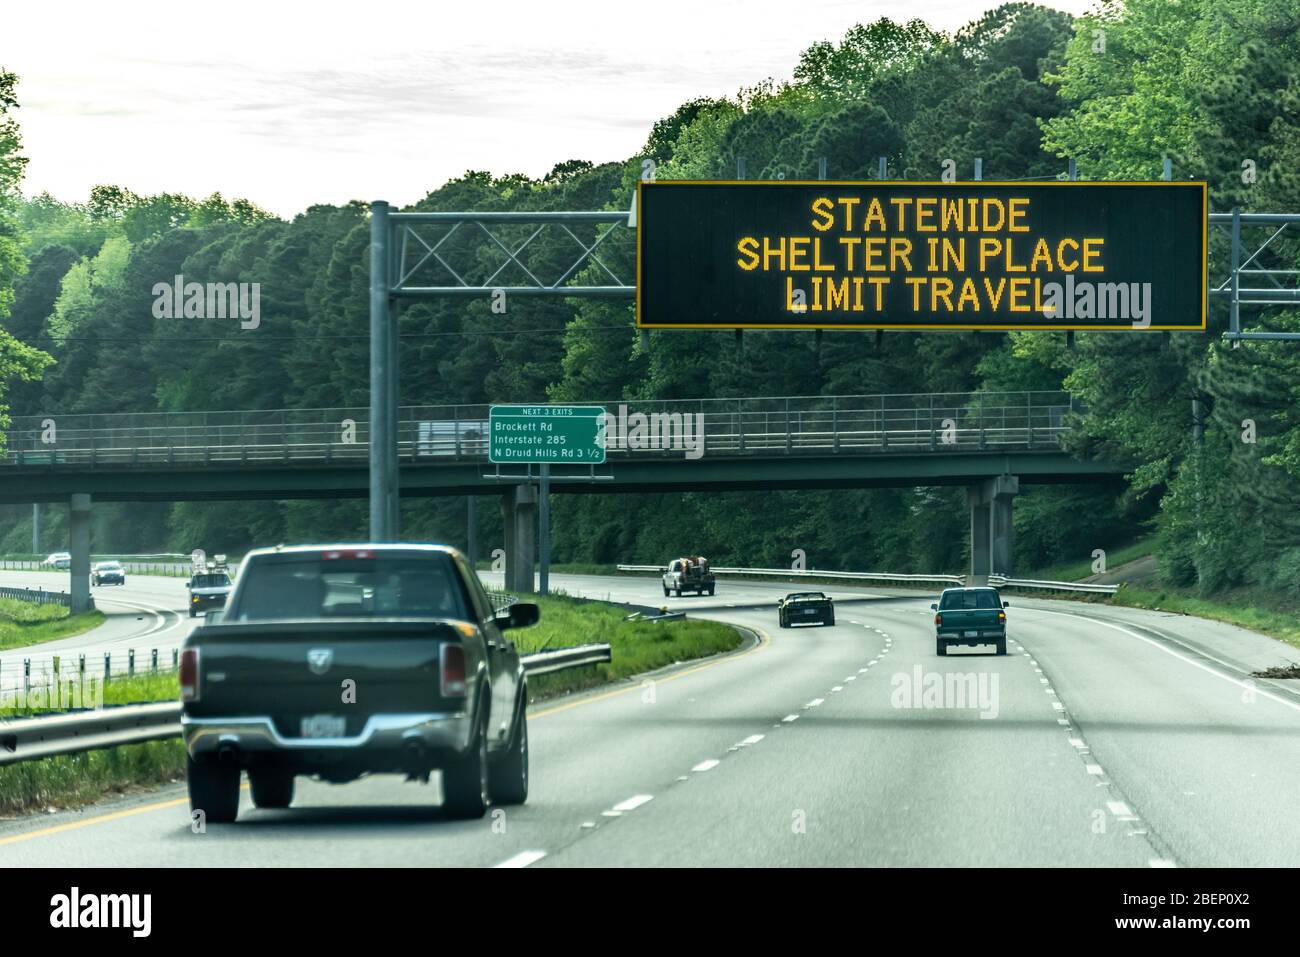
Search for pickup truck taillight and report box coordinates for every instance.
[998,611,1007,623]
[440,644,467,698]
[934,613,943,626]
[180,648,200,702]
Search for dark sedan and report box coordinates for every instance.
[777,591,835,628]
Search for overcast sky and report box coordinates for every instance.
[3,0,1093,218]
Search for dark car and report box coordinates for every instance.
[91,560,125,585]
[777,591,835,628]
[932,586,1008,656]
[180,543,535,823]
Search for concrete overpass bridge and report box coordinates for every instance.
[0,391,1127,599]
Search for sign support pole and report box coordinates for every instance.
[369,200,395,542]
[538,464,551,596]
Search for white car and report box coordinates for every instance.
[43,551,71,570]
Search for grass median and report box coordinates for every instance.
[0,599,105,652]
[514,592,743,700]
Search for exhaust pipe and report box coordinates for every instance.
[216,743,239,765]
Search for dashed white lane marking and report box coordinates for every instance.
[804,699,824,709]
[1107,801,1136,819]
[1085,764,1105,776]
[782,714,800,723]
[849,620,861,625]
[580,821,596,829]
[496,850,547,868]
[831,686,843,693]
[858,667,869,674]
[692,760,720,772]
[846,675,856,682]
[612,794,654,812]
[1039,678,1049,684]
[602,810,622,817]
[1069,738,1086,749]
[739,734,764,746]
[1052,702,1065,711]
[1057,718,1070,726]
[1149,859,1178,868]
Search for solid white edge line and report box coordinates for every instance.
[1028,607,1300,716]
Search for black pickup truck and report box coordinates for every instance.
[180,544,537,823]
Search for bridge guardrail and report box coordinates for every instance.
[0,643,612,766]
[0,391,1075,468]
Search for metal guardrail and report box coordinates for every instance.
[616,564,1117,595]
[0,585,82,608]
[988,574,1119,595]
[0,643,613,766]
[516,642,613,676]
[0,702,181,765]
[617,564,965,587]
[0,391,1075,469]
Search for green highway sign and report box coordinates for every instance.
[489,405,607,464]
[636,180,1208,332]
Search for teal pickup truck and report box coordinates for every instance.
[931,587,1008,656]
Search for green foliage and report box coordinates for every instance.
[0,4,1295,602]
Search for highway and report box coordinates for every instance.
[1,569,1299,867]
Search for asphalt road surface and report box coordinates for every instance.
[1,569,1299,867]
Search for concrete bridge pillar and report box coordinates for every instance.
[968,475,1018,581]
[967,490,991,583]
[501,484,537,593]
[69,493,91,614]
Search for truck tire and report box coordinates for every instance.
[826,611,835,627]
[936,639,947,656]
[995,637,1007,656]
[249,768,294,809]
[779,613,787,628]
[707,584,715,596]
[189,607,196,618]
[187,754,240,824]
[489,693,529,806]
[443,709,490,819]
[675,588,681,597]
[663,585,670,597]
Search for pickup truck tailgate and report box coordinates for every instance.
[187,619,466,729]
[938,609,1003,633]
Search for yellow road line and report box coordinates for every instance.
[0,783,250,848]
[0,623,771,847]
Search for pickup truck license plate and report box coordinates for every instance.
[804,608,817,615]
[300,714,346,738]
[964,630,979,638]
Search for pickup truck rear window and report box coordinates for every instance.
[939,590,1001,610]
[227,554,469,622]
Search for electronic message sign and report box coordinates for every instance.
[636,181,1207,332]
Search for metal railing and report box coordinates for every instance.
[0,585,85,608]
[0,643,613,766]
[616,564,1117,595]
[0,392,1075,469]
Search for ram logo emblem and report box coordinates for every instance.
[307,648,334,675]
